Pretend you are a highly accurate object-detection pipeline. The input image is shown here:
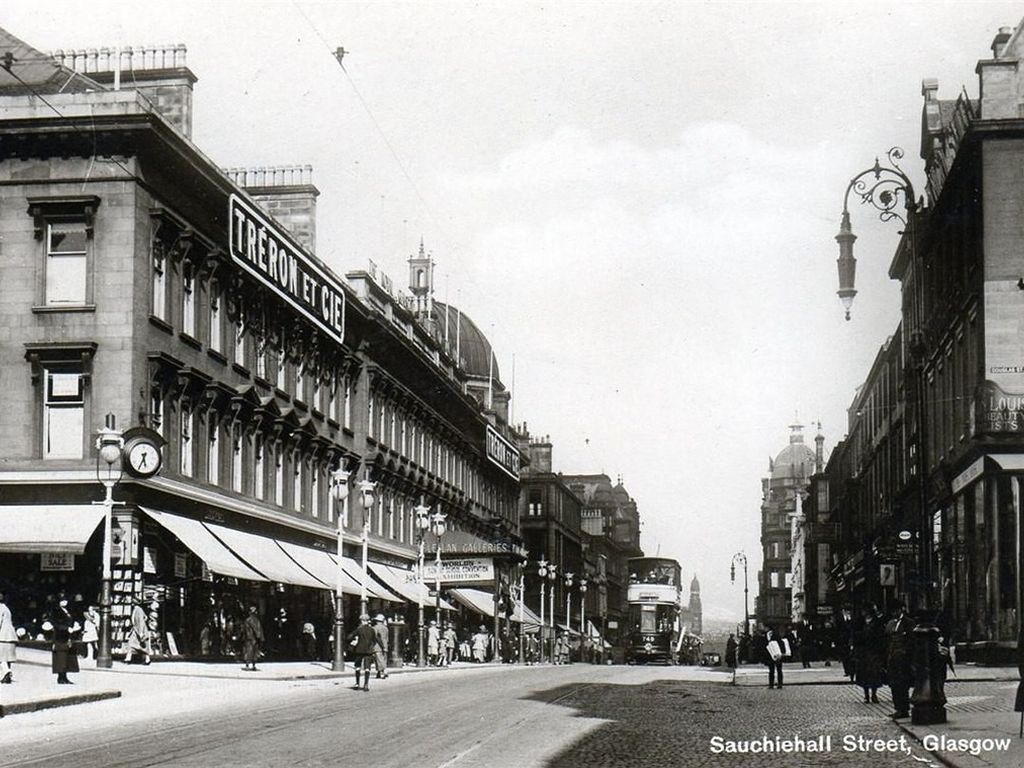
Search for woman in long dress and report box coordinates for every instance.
[241,605,264,671]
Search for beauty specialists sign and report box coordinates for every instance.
[228,194,345,343]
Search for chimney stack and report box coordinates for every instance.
[992,26,1014,58]
[225,165,319,253]
[51,44,196,138]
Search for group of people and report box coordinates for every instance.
[746,602,952,721]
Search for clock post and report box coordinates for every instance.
[94,414,124,668]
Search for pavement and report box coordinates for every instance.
[733,661,1024,768]
[0,645,503,717]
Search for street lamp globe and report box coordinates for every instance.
[431,511,447,537]
[580,579,587,594]
[357,479,376,510]
[564,572,574,588]
[415,503,431,532]
[538,559,548,578]
[330,468,349,503]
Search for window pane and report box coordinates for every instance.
[45,405,83,459]
[49,224,87,253]
[46,254,87,304]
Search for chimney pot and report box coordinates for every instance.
[921,78,939,99]
[992,26,1014,58]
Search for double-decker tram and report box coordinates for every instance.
[624,557,682,664]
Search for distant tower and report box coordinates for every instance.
[408,238,434,318]
[689,574,702,636]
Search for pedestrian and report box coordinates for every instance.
[347,613,384,691]
[0,590,17,684]
[241,604,264,671]
[81,605,99,661]
[50,597,80,684]
[764,626,789,689]
[273,608,293,659]
[725,633,737,668]
[853,606,885,703]
[472,625,489,663]
[885,602,914,719]
[126,599,152,665]
[737,632,750,665]
[443,623,457,665]
[372,614,389,679]
[300,619,318,661]
[427,619,440,666]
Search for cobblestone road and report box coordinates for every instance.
[543,677,941,768]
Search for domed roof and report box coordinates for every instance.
[433,301,501,384]
[772,423,816,480]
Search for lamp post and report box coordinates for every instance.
[414,501,431,667]
[564,572,574,639]
[537,559,548,663]
[330,468,349,671]
[835,146,945,725]
[95,413,123,669]
[516,568,525,664]
[431,509,447,637]
[731,552,749,643]
[356,477,376,615]
[547,564,557,658]
[579,578,588,641]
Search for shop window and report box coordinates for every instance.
[295,364,305,403]
[233,324,246,368]
[207,416,220,486]
[275,352,287,392]
[343,377,352,429]
[254,439,265,501]
[181,265,196,338]
[208,283,222,352]
[231,426,243,493]
[274,448,284,506]
[45,222,89,306]
[44,369,85,459]
[310,466,320,519]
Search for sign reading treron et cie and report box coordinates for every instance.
[485,424,520,481]
[228,194,345,343]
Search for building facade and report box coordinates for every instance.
[0,29,523,659]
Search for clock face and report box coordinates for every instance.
[126,439,162,478]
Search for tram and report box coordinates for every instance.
[624,556,682,664]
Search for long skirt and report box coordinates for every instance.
[52,643,79,674]
[242,639,260,664]
[0,641,16,663]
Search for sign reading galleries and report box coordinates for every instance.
[229,194,345,343]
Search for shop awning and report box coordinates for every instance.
[140,507,267,582]
[510,601,543,626]
[276,541,364,597]
[449,587,496,618]
[204,521,328,590]
[367,563,456,610]
[0,504,105,554]
[557,623,581,636]
[326,554,401,602]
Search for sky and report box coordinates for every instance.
[4,1,1022,625]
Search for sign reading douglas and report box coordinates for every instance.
[228,194,345,343]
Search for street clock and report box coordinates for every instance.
[120,426,166,479]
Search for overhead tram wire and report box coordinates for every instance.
[289,2,497,301]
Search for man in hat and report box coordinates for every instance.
[427,619,441,666]
[0,590,16,683]
[241,605,264,671]
[372,614,389,679]
[347,614,384,691]
[126,598,151,665]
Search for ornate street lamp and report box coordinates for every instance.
[564,572,574,642]
[431,509,447,639]
[537,559,552,663]
[731,552,749,643]
[94,413,123,669]
[835,147,945,725]
[547,563,557,659]
[356,477,376,615]
[579,578,588,640]
[330,467,349,671]
[414,500,431,667]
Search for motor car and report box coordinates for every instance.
[701,652,722,667]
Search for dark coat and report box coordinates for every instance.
[51,607,80,675]
[347,624,383,656]
[886,613,914,686]
[853,616,886,688]
[241,613,264,664]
